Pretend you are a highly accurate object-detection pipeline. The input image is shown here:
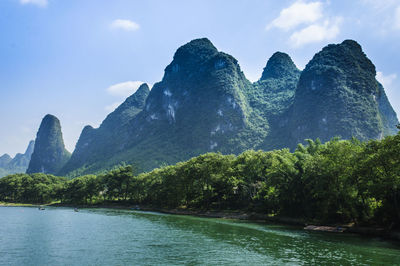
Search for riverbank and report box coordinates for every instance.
[0,202,42,207]
[49,202,305,224]
[2,202,399,241]
[46,203,400,241]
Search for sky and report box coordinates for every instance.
[1,0,400,157]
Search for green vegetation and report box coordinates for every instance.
[0,173,66,203]
[2,131,400,228]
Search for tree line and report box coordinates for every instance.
[0,130,399,227]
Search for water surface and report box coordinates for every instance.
[0,207,399,265]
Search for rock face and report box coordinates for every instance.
[288,40,398,144]
[58,38,398,176]
[0,140,35,177]
[26,115,70,174]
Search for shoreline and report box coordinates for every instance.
[50,203,307,225]
[2,202,399,241]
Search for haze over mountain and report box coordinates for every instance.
[26,114,71,174]
[0,140,35,177]
[51,38,397,176]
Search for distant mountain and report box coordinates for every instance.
[0,140,35,177]
[54,38,398,176]
[26,114,70,174]
[9,140,35,169]
[0,154,12,168]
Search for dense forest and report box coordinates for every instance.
[1,128,399,227]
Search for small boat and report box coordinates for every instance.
[74,208,79,212]
[38,206,45,210]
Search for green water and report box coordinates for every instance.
[0,207,399,265]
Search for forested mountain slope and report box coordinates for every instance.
[51,38,398,176]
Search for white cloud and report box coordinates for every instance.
[266,1,343,47]
[377,71,397,89]
[20,0,47,7]
[395,6,400,29]
[110,19,140,31]
[266,1,323,31]
[105,101,123,112]
[106,81,146,97]
[290,17,342,47]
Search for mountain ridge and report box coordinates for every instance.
[20,38,397,177]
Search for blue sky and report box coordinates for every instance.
[1,0,400,156]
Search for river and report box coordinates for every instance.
[0,207,399,265]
